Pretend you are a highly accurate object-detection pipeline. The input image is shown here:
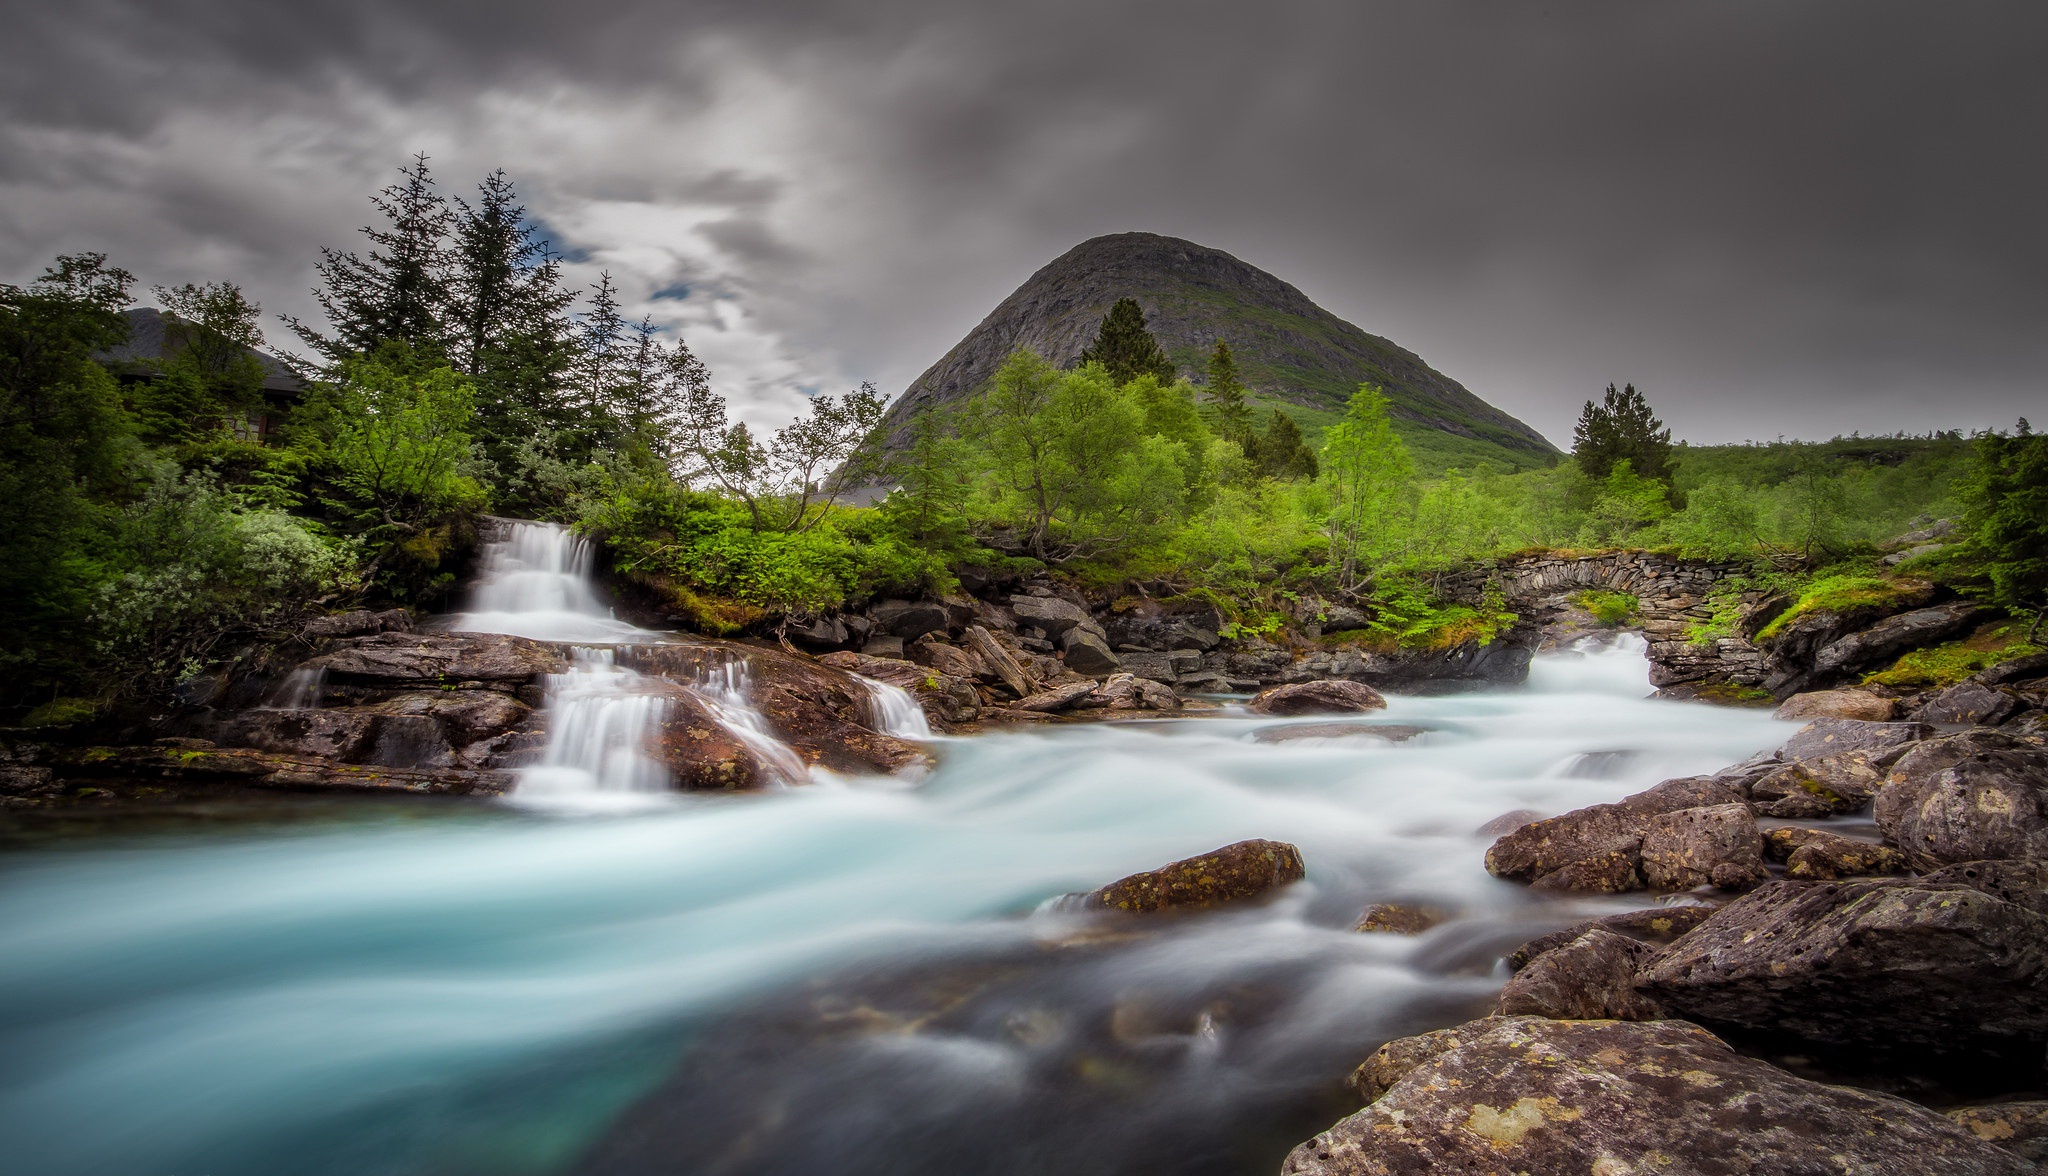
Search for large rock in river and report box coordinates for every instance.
[301,630,564,684]
[1639,870,2048,1066]
[1873,730,2048,867]
[1247,680,1387,716]
[1285,1017,2034,1176]
[1086,838,1304,913]
[1484,776,1751,892]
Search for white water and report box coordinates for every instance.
[445,520,811,801]
[264,665,327,709]
[857,675,934,740]
[449,520,657,645]
[0,636,1798,1176]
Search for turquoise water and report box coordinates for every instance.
[0,640,1794,1176]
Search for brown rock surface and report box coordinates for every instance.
[303,631,564,684]
[1639,874,2048,1063]
[1086,838,1305,913]
[1874,731,2048,868]
[1774,687,1896,721]
[1246,680,1387,716]
[1495,928,1668,1020]
[1285,1017,2032,1176]
[1638,803,1767,890]
[1506,904,1714,971]
[1947,1101,2048,1164]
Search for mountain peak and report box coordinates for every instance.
[880,232,1558,468]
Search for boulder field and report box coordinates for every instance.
[1278,708,2048,1174]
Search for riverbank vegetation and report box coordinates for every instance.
[3,157,2042,718]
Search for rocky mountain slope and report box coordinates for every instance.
[878,231,1559,470]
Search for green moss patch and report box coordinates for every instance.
[1755,575,1918,641]
[1574,589,1641,625]
[1863,622,2041,690]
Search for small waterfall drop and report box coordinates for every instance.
[517,649,674,803]
[683,658,811,785]
[265,666,327,709]
[449,519,655,644]
[448,519,813,799]
[856,676,932,740]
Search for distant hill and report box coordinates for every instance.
[877,232,1559,471]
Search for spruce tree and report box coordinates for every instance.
[1204,339,1254,446]
[1255,409,1319,480]
[286,154,455,362]
[1076,297,1176,386]
[449,170,576,465]
[574,272,630,444]
[1572,383,1673,483]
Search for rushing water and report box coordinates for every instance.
[0,636,1797,1176]
[0,528,1799,1174]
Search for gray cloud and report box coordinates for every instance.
[3,0,2042,445]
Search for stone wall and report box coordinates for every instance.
[1436,552,1768,691]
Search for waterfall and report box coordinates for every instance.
[856,676,932,740]
[449,519,654,644]
[682,657,812,785]
[265,666,327,709]
[448,519,812,798]
[516,649,674,803]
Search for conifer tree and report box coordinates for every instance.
[1204,339,1254,446]
[574,272,630,442]
[1572,383,1673,483]
[286,154,455,362]
[448,170,576,463]
[1076,297,1176,386]
[1255,409,1319,480]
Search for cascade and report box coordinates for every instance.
[855,676,933,739]
[264,665,327,709]
[449,519,811,797]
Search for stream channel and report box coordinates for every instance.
[0,523,1797,1176]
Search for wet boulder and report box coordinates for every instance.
[1484,778,1748,892]
[302,631,564,685]
[1948,1102,2048,1166]
[1637,803,1766,890]
[1506,904,1714,971]
[1873,731,2048,867]
[1639,874,2048,1066]
[1352,903,1449,934]
[1773,687,1895,722]
[1807,601,1997,683]
[1747,753,1889,816]
[1496,927,1669,1021]
[1074,672,1178,711]
[1778,717,1935,764]
[1058,627,1121,675]
[651,685,776,791]
[1247,680,1387,716]
[1086,838,1305,913]
[1009,594,1094,639]
[1013,680,1099,712]
[1286,1017,2033,1176]
[1914,680,2027,726]
[784,614,851,650]
[302,608,412,639]
[1761,826,1909,879]
[867,598,950,640]
[907,634,984,681]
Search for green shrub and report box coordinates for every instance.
[1574,589,1640,625]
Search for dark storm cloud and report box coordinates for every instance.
[4,0,2043,443]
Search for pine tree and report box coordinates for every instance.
[1204,339,1254,446]
[1572,383,1673,483]
[574,272,630,443]
[1255,409,1319,480]
[286,154,455,362]
[1076,297,1176,386]
[448,171,576,465]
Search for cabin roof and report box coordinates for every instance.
[95,307,307,396]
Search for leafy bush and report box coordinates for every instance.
[1574,589,1640,625]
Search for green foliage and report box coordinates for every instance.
[1362,580,1517,649]
[1755,574,1912,640]
[1575,589,1641,625]
[1076,298,1176,387]
[1320,383,1414,590]
[1252,409,1319,481]
[1958,424,2048,636]
[1862,622,2042,689]
[293,351,488,549]
[1203,339,1253,447]
[91,467,355,692]
[1573,383,1673,482]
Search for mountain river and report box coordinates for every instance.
[0,524,1797,1176]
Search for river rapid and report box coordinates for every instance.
[0,539,1798,1176]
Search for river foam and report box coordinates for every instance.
[0,636,1795,1176]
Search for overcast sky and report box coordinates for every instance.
[4,1,2042,445]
